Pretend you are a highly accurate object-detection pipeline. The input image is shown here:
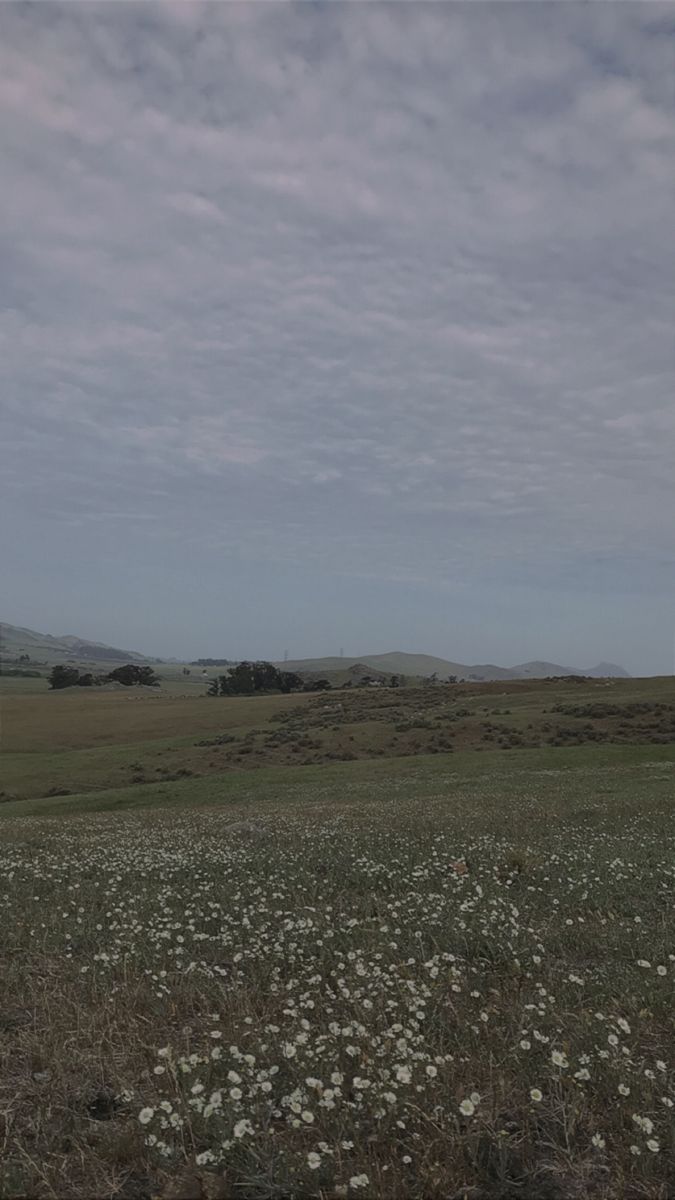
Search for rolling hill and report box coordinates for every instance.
[1,621,629,681]
[0,622,149,664]
[275,651,629,682]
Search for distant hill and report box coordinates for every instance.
[0,622,149,664]
[276,652,461,678]
[508,660,630,680]
[1,621,630,680]
[275,651,630,682]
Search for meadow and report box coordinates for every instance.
[0,678,674,1198]
[3,674,675,809]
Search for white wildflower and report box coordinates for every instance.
[349,1175,369,1190]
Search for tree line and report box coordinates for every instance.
[49,663,160,689]
[207,661,332,696]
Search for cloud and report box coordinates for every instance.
[0,1,673,664]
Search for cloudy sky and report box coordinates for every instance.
[2,2,674,673]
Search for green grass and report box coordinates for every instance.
[2,740,674,821]
[1,743,674,1199]
[3,675,674,807]
[2,675,675,1198]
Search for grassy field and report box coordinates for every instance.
[0,660,228,698]
[1,680,673,1198]
[2,675,674,806]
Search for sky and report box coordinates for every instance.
[1,2,674,674]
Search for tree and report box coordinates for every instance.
[390,675,400,688]
[107,664,159,687]
[107,664,137,686]
[49,664,80,690]
[137,665,160,687]
[226,661,256,694]
[252,661,280,692]
[208,662,304,696]
[279,671,304,693]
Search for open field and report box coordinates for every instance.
[1,679,673,1198]
[2,675,674,806]
[0,661,228,698]
[1,745,674,1199]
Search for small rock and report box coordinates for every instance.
[450,859,469,875]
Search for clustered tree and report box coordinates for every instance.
[108,664,160,687]
[208,661,307,696]
[48,663,159,690]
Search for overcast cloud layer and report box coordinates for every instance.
[1,2,674,672]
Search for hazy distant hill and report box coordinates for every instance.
[276,652,460,677]
[1,621,629,680]
[0,622,149,664]
[510,660,630,680]
[276,651,629,681]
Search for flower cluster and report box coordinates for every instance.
[1,793,673,1195]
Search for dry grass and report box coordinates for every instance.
[1,768,673,1199]
[1,690,310,755]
